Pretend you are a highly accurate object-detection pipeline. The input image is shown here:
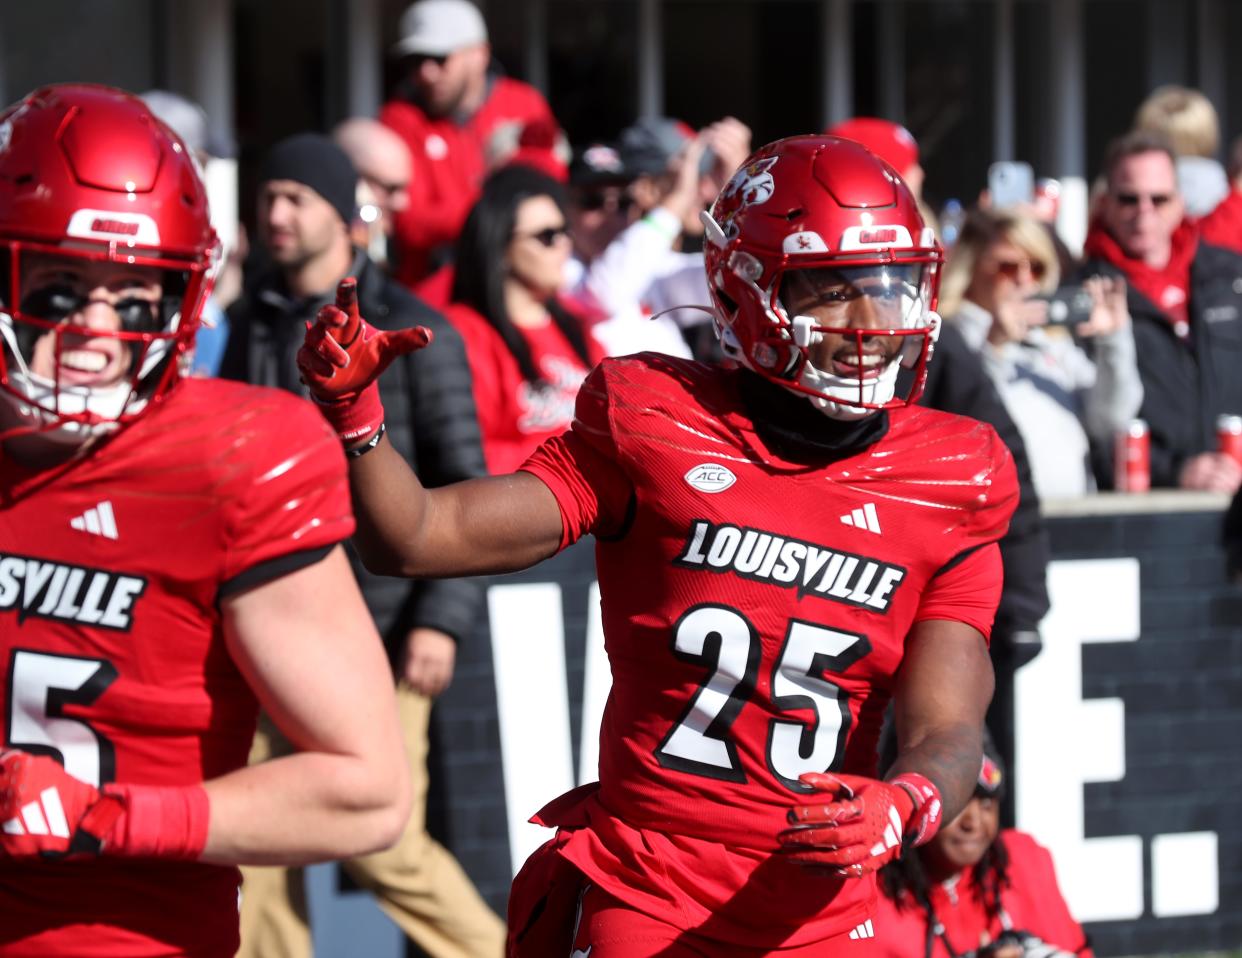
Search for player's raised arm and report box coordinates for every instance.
[297,279,565,577]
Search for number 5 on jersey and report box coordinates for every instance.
[655,605,870,789]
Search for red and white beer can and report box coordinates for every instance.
[1217,414,1242,467]
[1115,419,1150,492]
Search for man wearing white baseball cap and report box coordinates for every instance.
[392,0,487,57]
[381,0,556,287]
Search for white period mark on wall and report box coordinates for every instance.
[1015,558,1218,921]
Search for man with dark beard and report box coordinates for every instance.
[380,0,555,285]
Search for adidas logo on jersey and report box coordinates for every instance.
[675,520,906,613]
[70,500,118,540]
[840,502,882,534]
[0,552,146,630]
[2,785,70,838]
[848,919,875,940]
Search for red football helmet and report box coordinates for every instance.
[702,134,942,420]
[0,83,220,446]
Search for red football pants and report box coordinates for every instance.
[568,883,882,957]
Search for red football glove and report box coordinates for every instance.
[296,277,434,442]
[0,750,209,861]
[778,771,942,877]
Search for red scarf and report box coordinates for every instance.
[1082,217,1199,331]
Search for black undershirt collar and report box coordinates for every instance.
[737,369,890,465]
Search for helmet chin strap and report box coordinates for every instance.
[785,312,899,421]
[798,361,898,421]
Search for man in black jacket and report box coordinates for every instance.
[906,321,1050,825]
[222,134,504,958]
[1081,129,1242,493]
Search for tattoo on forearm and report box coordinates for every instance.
[887,726,983,823]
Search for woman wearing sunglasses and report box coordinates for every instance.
[937,208,1142,499]
[446,164,604,473]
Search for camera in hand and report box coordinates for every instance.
[1031,285,1094,327]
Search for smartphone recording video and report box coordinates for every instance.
[1031,285,1094,326]
[987,161,1034,210]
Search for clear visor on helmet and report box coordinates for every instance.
[777,263,931,332]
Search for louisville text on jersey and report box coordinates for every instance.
[674,519,906,612]
[0,552,147,630]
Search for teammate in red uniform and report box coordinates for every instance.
[0,85,410,957]
[299,134,1018,955]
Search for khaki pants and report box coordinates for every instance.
[237,685,506,958]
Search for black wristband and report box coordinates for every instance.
[345,422,385,459]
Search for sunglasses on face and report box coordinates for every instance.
[411,52,450,68]
[991,258,1047,281]
[1113,192,1173,208]
[574,191,634,214]
[514,226,570,248]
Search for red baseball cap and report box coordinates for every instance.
[505,118,570,182]
[825,117,919,174]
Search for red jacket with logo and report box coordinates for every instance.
[1200,188,1242,255]
[380,76,555,284]
[445,301,603,475]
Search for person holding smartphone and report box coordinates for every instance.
[937,208,1142,499]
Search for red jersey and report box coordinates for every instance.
[380,78,556,285]
[446,301,604,475]
[873,830,1094,957]
[520,354,1017,948]
[0,379,353,958]
[1200,188,1242,255]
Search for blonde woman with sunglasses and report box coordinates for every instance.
[939,208,1141,499]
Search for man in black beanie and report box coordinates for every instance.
[222,133,505,958]
[222,133,359,390]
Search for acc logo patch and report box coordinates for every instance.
[684,463,737,493]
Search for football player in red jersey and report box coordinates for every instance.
[0,85,410,957]
[299,134,1018,956]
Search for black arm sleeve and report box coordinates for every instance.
[1225,486,1242,580]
